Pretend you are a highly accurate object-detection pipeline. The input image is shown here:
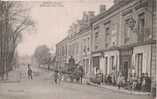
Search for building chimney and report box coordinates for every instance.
[82,11,88,22]
[86,11,95,25]
[100,5,106,14]
[87,11,95,19]
[113,0,123,5]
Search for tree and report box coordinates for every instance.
[0,1,35,79]
[34,45,51,68]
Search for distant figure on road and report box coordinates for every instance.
[27,64,33,80]
[54,71,58,84]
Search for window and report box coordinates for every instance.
[105,27,110,47]
[93,56,100,69]
[61,48,63,56]
[105,57,108,74]
[95,32,99,50]
[113,42,115,46]
[111,56,115,70]
[87,37,90,51]
[106,27,109,35]
[95,32,99,39]
[86,59,89,74]
[124,19,131,44]
[138,13,145,42]
[136,53,143,77]
[94,26,99,30]
[65,46,67,55]
[83,39,86,53]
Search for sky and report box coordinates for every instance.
[17,0,113,56]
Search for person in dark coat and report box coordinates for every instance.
[27,64,33,80]
[145,73,151,92]
[68,56,75,65]
[107,74,112,85]
[54,71,58,84]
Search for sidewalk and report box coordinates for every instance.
[87,82,152,96]
[0,69,21,83]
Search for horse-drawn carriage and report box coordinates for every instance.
[64,56,84,83]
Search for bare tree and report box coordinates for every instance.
[0,1,35,79]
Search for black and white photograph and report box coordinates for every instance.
[0,0,156,99]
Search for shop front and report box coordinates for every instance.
[92,52,102,74]
[103,50,120,76]
[132,44,151,77]
[119,47,133,82]
[83,58,90,76]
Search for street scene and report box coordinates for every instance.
[0,0,156,99]
[0,65,153,99]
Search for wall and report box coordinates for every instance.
[92,10,121,52]
[151,43,156,89]
[151,0,156,91]
[56,37,68,68]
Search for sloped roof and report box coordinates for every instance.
[91,0,134,24]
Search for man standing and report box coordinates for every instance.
[27,64,33,80]
[68,56,75,65]
[54,71,58,84]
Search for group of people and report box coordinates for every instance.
[128,73,151,92]
[109,72,151,92]
[95,70,151,92]
[103,73,117,86]
[27,64,63,85]
[54,70,62,84]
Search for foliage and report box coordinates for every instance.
[34,45,51,66]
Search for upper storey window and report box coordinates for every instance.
[94,25,100,50]
[105,27,110,48]
[124,18,131,44]
[95,32,99,39]
[138,13,145,42]
[94,32,99,50]
[94,25,99,30]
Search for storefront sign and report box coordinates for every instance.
[120,49,133,56]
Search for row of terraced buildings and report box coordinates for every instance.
[55,0,156,92]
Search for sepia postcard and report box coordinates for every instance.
[0,0,156,99]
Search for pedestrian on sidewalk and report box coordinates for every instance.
[54,70,58,84]
[58,71,62,85]
[107,74,112,85]
[117,72,123,89]
[145,73,151,92]
[132,73,137,90]
[27,64,33,80]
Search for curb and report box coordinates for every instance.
[0,80,21,83]
[87,82,152,96]
[100,85,151,96]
